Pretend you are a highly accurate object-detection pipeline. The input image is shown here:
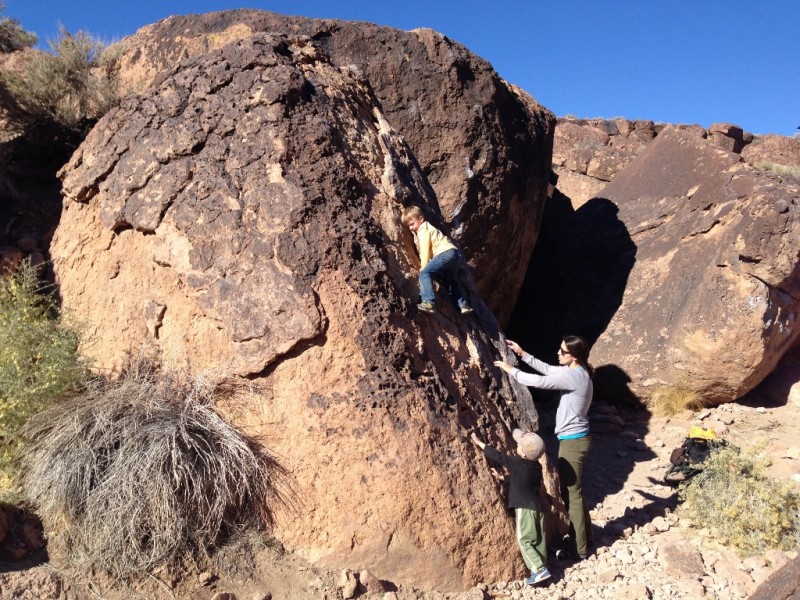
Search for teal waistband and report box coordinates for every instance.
[558,431,589,440]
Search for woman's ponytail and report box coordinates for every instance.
[563,335,594,379]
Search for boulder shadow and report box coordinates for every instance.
[506,183,668,552]
[507,188,636,356]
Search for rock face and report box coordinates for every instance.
[52,33,540,591]
[551,117,800,213]
[550,118,754,209]
[749,553,800,599]
[513,126,800,404]
[741,133,800,171]
[552,118,660,209]
[107,9,555,326]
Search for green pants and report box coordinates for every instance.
[558,435,592,556]
[515,507,546,571]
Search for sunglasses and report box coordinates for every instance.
[558,347,571,356]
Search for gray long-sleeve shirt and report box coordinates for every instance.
[510,353,593,438]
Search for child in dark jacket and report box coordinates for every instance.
[470,428,550,586]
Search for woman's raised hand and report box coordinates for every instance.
[505,339,524,356]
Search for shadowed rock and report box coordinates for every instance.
[107,9,555,326]
[53,33,540,591]
[514,126,800,404]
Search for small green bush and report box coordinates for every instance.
[0,259,85,478]
[680,443,800,556]
[18,360,289,577]
[1,25,118,130]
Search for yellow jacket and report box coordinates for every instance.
[414,221,456,268]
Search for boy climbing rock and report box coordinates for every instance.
[470,429,551,586]
[401,205,472,315]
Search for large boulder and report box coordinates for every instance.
[512,126,800,404]
[106,9,555,326]
[52,33,538,591]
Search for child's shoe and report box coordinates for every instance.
[526,566,551,586]
[417,301,435,313]
[459,305,474,315]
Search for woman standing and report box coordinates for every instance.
[494,335,594,560]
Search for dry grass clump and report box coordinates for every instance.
[680,443,800,557]
[754,161,800,179]
[18,361,288,577]
[650,384,703,416]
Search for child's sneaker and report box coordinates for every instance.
[417,302,435,313]
[526,566,551,586]
[459,305,474,315]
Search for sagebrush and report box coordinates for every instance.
[0,16,36,52]
[0,259,84,481]
[680,443,800,556]
[1,25,118,130]
[18,361,289,577]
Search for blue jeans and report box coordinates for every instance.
[419,249,469,308]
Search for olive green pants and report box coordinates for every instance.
[558,435,593,556]
[515,507,546,571]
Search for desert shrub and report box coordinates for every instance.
[680,443,800,557]
[0,259,84,479]
[1,25,118,130]
[0,3,36,52]
[0,19,36,53]
[650,384,703,416]
[18,361,289,577]
[753,161,800,180]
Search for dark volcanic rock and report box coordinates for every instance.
[109,9,555,326]
[514,126,800,404]
[53,33,539,591]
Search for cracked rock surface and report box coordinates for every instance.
[107,9,555,326]
[53,32,542,591]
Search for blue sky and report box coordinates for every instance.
[5,0,799,136]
